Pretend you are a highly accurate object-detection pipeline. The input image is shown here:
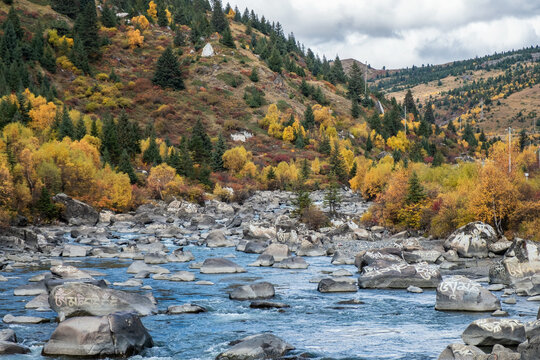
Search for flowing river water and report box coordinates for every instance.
[0,233,538,360]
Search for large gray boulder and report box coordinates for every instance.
[519,335,540,360]
[437,343,485,360]
[53,193,99,226]
[216,333,294,360]
[200,258,246,274]
[0,341,30,355]
[444,222,497,258]
[436,276,501,312]
[49,283,157,321]
[462,318,526,346]
[167,304,207,314]
[206,230,235,248]
[261,244,290,262]
[42,312,153,357]
[358,261,441,289]
[201,43,214,57]
[50,265,94,280]
[274,256,308,269]
[230,282,275,301]
[317,278,357,293]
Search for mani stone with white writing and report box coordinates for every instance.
[358,262,441,289]
[435,275,501,312]
[49,283,157,321]
[444,221,497,258]
[461,318,526,346]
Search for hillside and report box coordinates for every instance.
[0,0,538,241]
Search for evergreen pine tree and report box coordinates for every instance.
[101,6,117,27]
[36,187,57,221]
[329,142,348,183]
[403,90,418,119]
[365,133,373,152]
[70,36,91,74]
[174,29,185,47]
[318,134,331,155]
[462,122,478,148]
[249,67,259,82]
[351,99,360,119]
[268,47,282,73]
[349,160,357,178]
[212,133,226,171]
[329,55,347,84]
[4,7,24,40]
[300,158,310,180]
[424,101,435,124]
[267,166,276,180]
[303,104,315,129]
[294,130,305,149]
[418,118,431,138]
[0,22,20,64]
[324,178,341,216]
[519,129,528,152]
[211,0,227,33]
[75,0,100,60]
[109,68,119,82]
[189,119,212,164]
[157,1,169,27]
[101,114,120,163]
[51,0,79,18]
[220,26,235,48]
[58,106,75,139]
[405,172,426,204]
[41,45,57,73]
[75,118,86,140]
[447,120,456,133]
[153,47,184,90]
[300,78,310,97]
[118,149,137,184]
[142,133,162,165]
[90,118,99,137]
[432,150,444,167]
[347,61,364,99]
[178,137,194,178]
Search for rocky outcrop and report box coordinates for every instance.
[42,312,153,356]
[261,244,290,262]
[205,230,235,248]
[49,283,157,321]
[200,258,246,274]
[216,333,294,360]
[444,222,498,258]
[53,193,99,226]
[317,278,357,293]
[274,256,309,269]
[229,282,275,300]
[437,343,485,360]
[461,318,526,346]
[435,276,500,312]
[358,261,441,289]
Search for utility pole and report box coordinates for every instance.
[508,127,512,173]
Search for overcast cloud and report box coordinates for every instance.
[230,0,540,68]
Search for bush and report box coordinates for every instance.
[217,73,244,88]
[243,86,265,108]
[301,205,329,230]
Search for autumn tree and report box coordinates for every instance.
[118,150,137,184]
[223,146,250,173]
[153,46,184,90]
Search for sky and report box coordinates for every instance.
[230,0,540,69]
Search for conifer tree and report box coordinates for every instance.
[351,99,360,119]
[75,118,86,140]
[418,118,431,138]
[0,22,20,64]
[153,47,184,90]
[211,0,227,33]
[101,6,117,28]
[365,133,373,152]
[329,55,347,84]
[462,122,478,147]
[303,104,314,129]
[324,178,341,216]
[142,133,162,165]
[36,187,57,221]
[300,78,310,97]
[41,45,57,73]
[178,137,194,178]
[220,27,235,48]
[189,119,212,164]
[300,158,310,180]
[349,160,357,178]
[432,150,444,167]
[58,106,75,139]
[519,129,528,152]
[74,0,100,59]
[70,36,91,74]
[174,29,185,47]
[424,101,435,124]
[157,0,169,27]
[318,134,331,155]
[101,114,120,163]
[212,133,227,171]
[294,130,305,149]
[4,7,23,40]
[405,172,426,204]
[51,0,80,19]
[329,142,348,183]
[447,120,456,133]
[347,61,364,99]
[90,118,99,137]
[249,67,259,82]
[268,47,282,73]
[403,90,418,119]
[118,149,137,184]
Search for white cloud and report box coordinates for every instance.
[230,0,540,68]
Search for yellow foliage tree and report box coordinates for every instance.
[29,101,57,131]
[131,15,150,30]
[349,156,373,192]
[282,126,294,142]
[223,146,251,173]
[311,157,321,174]
[128,28,144,49]
[260,104,279,128]
[268,121,283,139]
[146,164,184,200]
[240,161,257,178]
[147,1,157,20]
[386,131,409,152]
[95,165,132,211]
[362,157,394,199]
[165,9,172,24]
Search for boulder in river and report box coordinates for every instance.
[437,343,485,360]
[206,230,235,248]
[52,193,99,226]
[317,278,357,293]
[435,275,501,312]
[443,221,498,258]
[167,304,207,314]
[358,261,441,289]
[249,254,275,267]
[249,301,290,309]
[230,282,275,300]
[50,265,94,279]
[49,283,157,321]
[42,312,153,357]
[261,244,290,262]
[3,314,48,324]
[200,258,246,274]
[216,333,294,360]
[274,256,309,269]
[519,335,540,360]
[461,318,526,346]
[127,261,169,274]
[0,341,30,355]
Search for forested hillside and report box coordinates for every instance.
[0,0,538,241]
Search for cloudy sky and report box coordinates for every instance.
[230,0,540,69]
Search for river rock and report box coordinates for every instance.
[490,344,521,360]
[297,244,326,257]
[358,261,441,289]
[444,221,497,258]
[62,244,91,257]
[50,265,94,279]
[407,285,423,293]
[169,271,196,282]
[249,254,275,267]
[25,293,51,310]
[274,256,309,269]
[461,318,526,346]
[435,275,501,312]
[317,278,357,293]
[49,283,157,321]
[143,252,168,264]
[13,281,47,296]
[0,341,30,355]
[437,343,485,360]
[168,248,195,262]
[42,312,153,356]
[200,258,246,274]
[244,224,276,240]
[331,251,355,265]
[262,244,290,262]
[250,301,290,309]
[167,304,206,314]
[243,241,267,254]
[519,335,540,360]
[3,314,48,324]
[206,230,235,248]
[53,193,99,226]
[127,261,169,274]
[230,282,275,300]
[216,333,294,360]
[0,330,16,343]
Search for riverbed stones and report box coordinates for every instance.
[519,335,540,360]
[62,244,91,257]
[168,248,195,262]
[42,312,153,357]
[249,301,290,309]
[25,293,51,310]
[206,230,235,248]
[168,271,196,282]
[358,261,441,289]
[13,281,47,296]
[216,333,294,360]
[167,304,206,314]
[407,285,423,293]
[461,318,526,346]
[49,283,157,321]
[249,254,275,267]
[435,276,501,312]
[437,343,485,360]
[127,261,169,274]
[274,256,309,269]
[3,314,48,324]
[143,252,168,264]
[0,330,16,343]
[53,193,99,226]
[230,282,275,300]
[444,221,498,258]
[243,224,276,240]
[317,278,357,293]
[261,244,290,262]
[0,341,30,355]
[200,258,246,274]
[50,265,94,279]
